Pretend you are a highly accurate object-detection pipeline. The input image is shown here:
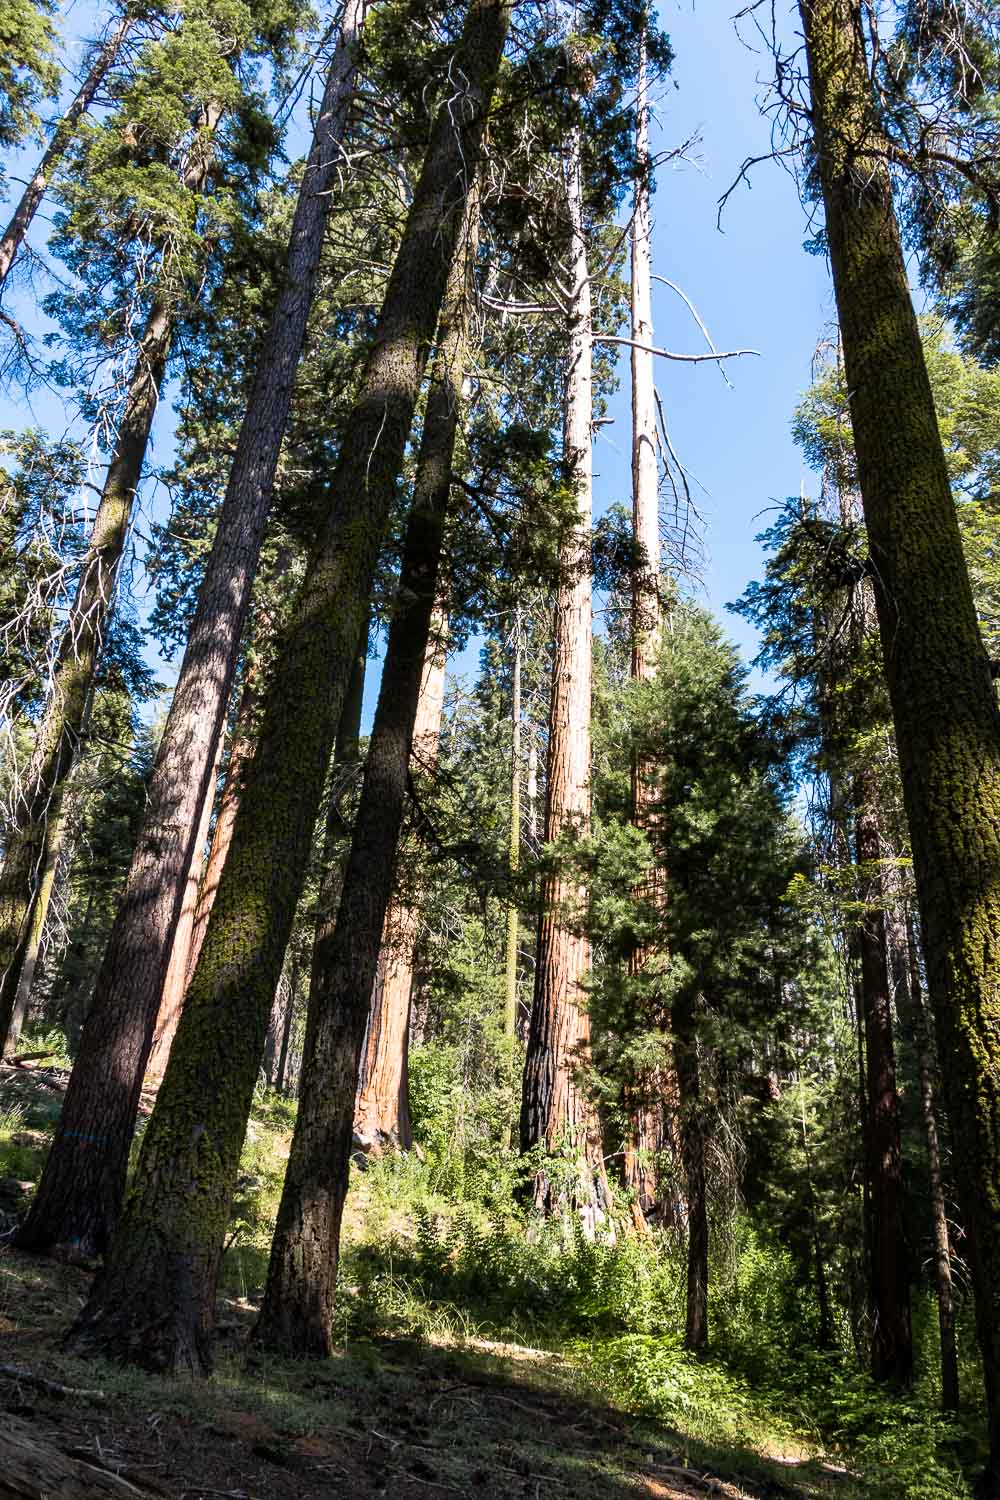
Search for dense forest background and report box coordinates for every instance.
[1,2,1000,1498]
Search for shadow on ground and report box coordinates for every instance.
[0,1247,851,1500]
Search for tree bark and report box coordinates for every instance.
[15,8,367,1262]
[252,176,481,1356]
[0,1412,159,1499]
[674,989,707,1352]
[0,11,134,290]
[800,0,1000,1477]
[629,32,660,685]
[520,127,609,1233]
[3,797,68,1054]
[143,721,225,1090]
[354,614,447,1152]
[853,772,912,1384]
[184,666,259,989]
[504,606,521,1038]
[0,101,223,1054]
[63,1,507,1372]
[622,32,675,1228]
[901,908,960,1410]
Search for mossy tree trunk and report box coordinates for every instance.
[63,1,507,1372]
[354,616,447,1154]
[3,799,68,1054]
[801,0,1000,1476]
[520,127,610,1234]
[0,10,135,289]
[16,9,367,1262]
[0,98,223,1057]
[252,179,482,1357]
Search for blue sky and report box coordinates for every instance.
[594,0,833,663]
[1,0,838,720]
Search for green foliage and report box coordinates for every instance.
[0,0,59,177]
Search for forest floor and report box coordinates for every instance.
[0,1248,851,1500]
[0,1055,943,1499]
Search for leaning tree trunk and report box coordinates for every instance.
[0,10,134,290]
[142,723,225,1090]
[520,127,610,1234]
[311,617,370,967]
[800,0,1000,1479]
[3,798,68,1053]
[63,1,507,1373]
[16,5,368,1261]
[0,100,223,1053]
[183,665,259,989]
[852,769,912,1385]
[252,180,481,1357]
[354,614,448,1153]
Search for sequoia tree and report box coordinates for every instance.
[800,0,1000,1477]
[520,124,610,1229]
[354,614,448,1154]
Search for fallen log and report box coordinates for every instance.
[0,1414,156,1498]
[0,1362,105,1400]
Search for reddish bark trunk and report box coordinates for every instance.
[143,722,225,1090]
[520,128,610,1233]
[354,619,447,1153]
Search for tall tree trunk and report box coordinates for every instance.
[629,32,660,687]
[63,2,507,1372]
[0,10,134,290]
[355,614,447,1152]
[853,772,912,1384]
[0,101,223,1052]
[312,619,370,967]
[800,0,1000,1476]
[4,800,68,1054]
[252,178,481,1357]
[622,31,673,1227]
[15,7,368,1262]
[674,989,707,1352]
[900,908,960,1410]
[504,607,521,1038]
[143,723,225,1090]
[184,666,259,988]
[520,128,609,1233]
